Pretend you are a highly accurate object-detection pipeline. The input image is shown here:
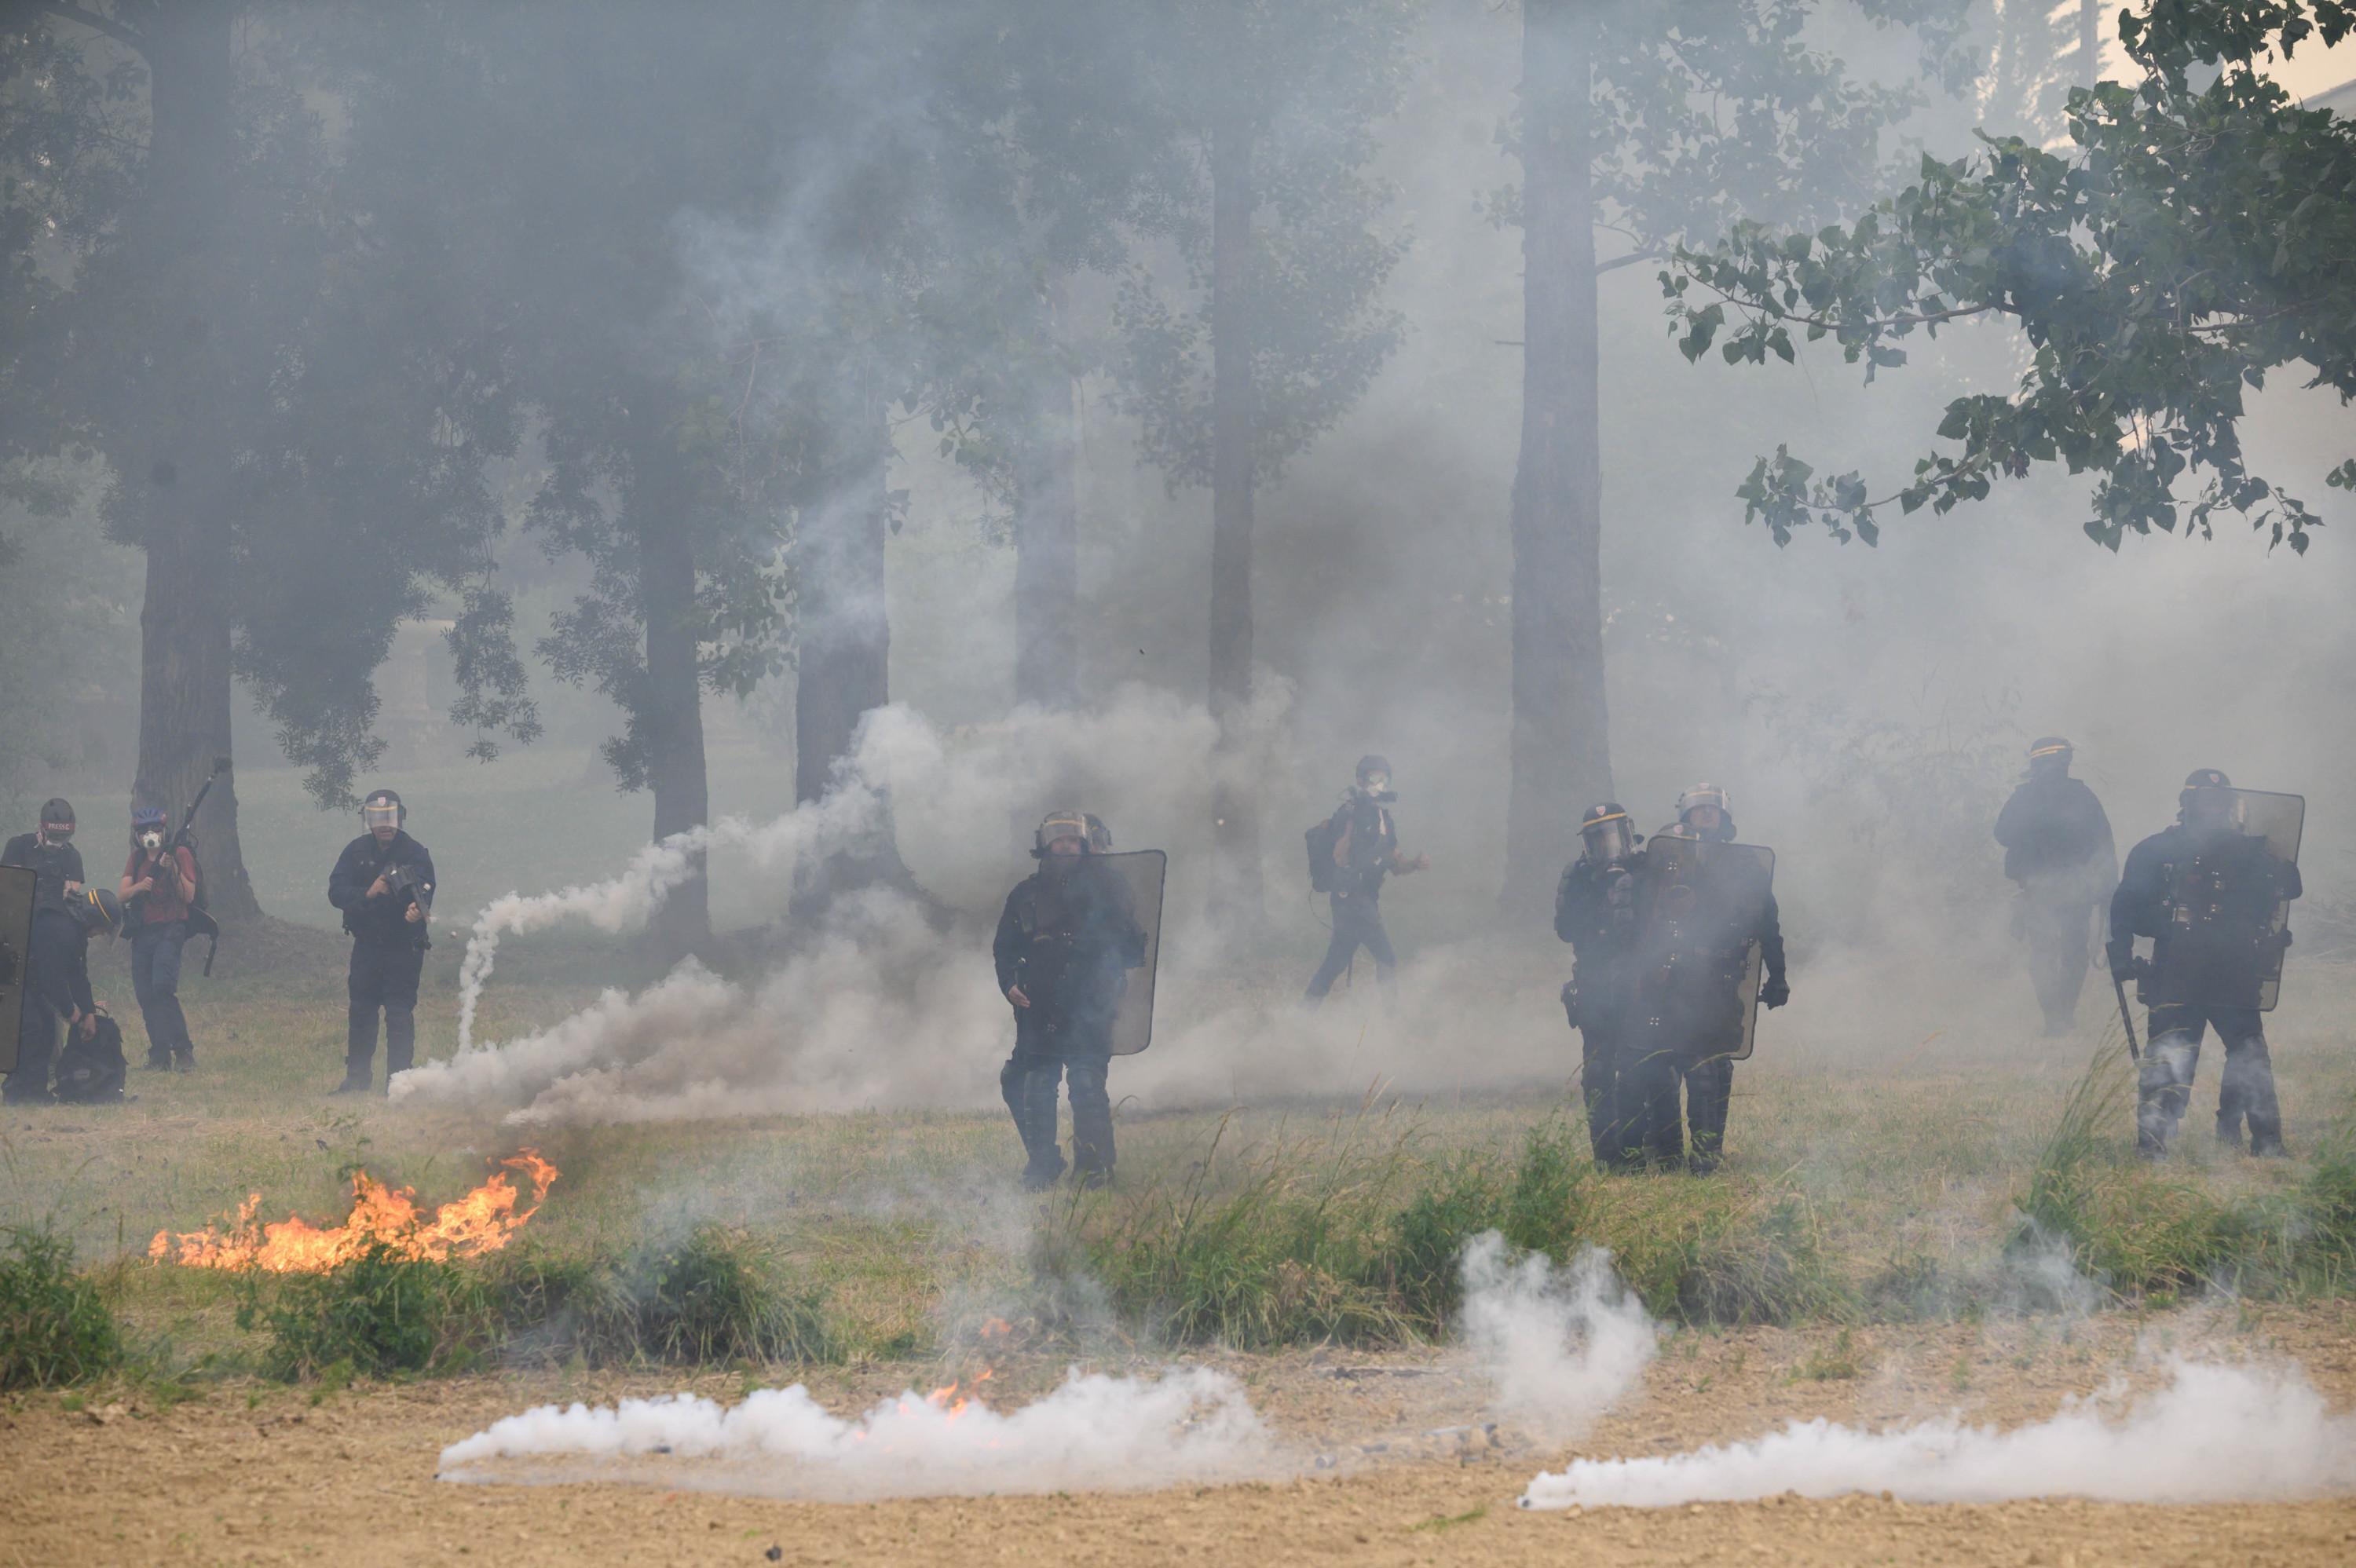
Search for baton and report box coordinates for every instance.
[2112,972,2139,1061]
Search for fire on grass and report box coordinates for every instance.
[148,1151,558,1273]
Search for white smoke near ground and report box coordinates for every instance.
[1518,1357,2356,1509]
[1458,1233,1658,1442]
[434,1366,1271,1501]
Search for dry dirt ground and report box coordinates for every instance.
[9,1301,2356,1566]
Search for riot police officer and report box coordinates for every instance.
[1995,738,2117,1034]
[994,810,1149,1190]
[1630,787,1787,1173]
[1554,802,1644,1168]
[2108,769,2302,1157]
[327,788,436,1095]
[1303,755,1429,1005]
[3,800,87,1104]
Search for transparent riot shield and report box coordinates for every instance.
[0,864,33,1074]
[2225,790,2304,1011]
[1103,850,1165,1055]
[1026,850,1165,1056]
[1633,837,1776,1060]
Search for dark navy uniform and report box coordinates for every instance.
[327,830,436,1088]
[994,857,1147,1186]
[1995,762,2116,1033]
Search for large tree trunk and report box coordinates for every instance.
[792,409,913,909]
[126,0,258,919]
[1205,119,1263,924]
[1502,0,1612,920]
[635,437,710,954]
[2080,0,2102,76]
[1012,364,1081,712]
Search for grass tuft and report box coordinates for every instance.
[0,1226,125,1388]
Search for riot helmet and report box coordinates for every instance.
[1675,783,1731,839]
[1579,802,1634,864]
[2179,769,2236,832]
[1354,754,1396,801]
[1033,808,1094,858]
[1082,813,1114,854]
[2026,736,2073,777]
[361,788,405,842]
[133,805,168,853]
[75,884,126,938]
[38,799,75,843]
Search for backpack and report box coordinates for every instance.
[1304,813,1344,894]
[53,1011,126,1104]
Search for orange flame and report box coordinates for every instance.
[148,1151,558,1274]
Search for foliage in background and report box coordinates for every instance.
[0,1227,126,1389]
[1667,0,2356,551]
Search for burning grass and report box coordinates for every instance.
[150,1152,558,1273]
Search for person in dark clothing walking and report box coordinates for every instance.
[994,810,1148,1190]
[1303,755,1429,1004]
[121,805,199,1072]
[5,885,117,1105]
[2109,769,2302,1157]
[1995,737,2117,1035]
[327,788,435,1095]
[4,800,89,1103]
[1624,787,1788,1173]
[1555,802,1644,1169]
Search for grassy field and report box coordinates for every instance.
[6,933,2354,1389]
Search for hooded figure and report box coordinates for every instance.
[2108,769,2300,1157]
[1994,738,2117,1034]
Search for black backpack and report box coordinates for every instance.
[53,1011,126,1103]
[1304,813,1344,894]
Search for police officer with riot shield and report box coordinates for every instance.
[1626,787,1787,1173]
[1303,755,1429,1006]
[3,800,88,1104]
[1554,803,1646,1169]
[327,788,436,1095]
[994,810,1161,1190]
[2108,769,2303,1157]
[1995,738,2117,1035]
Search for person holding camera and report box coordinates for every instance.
[327,788,435,1095]
[121,805,199,1072]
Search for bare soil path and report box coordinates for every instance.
[10,1303,2356,1566]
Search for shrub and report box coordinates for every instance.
[487,1226,832,1367]
[236,1244,492,1381]
[0,1227,124,1389]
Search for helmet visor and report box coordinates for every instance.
[1582,813,1633,863]
[362,801,401,832]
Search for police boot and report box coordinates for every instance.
[328,1070,371,1096]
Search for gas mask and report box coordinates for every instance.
[140,831,165,852]
[40,825,73,846]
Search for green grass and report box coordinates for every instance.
[0,1226,125,1387]
[7,958,2356,1380]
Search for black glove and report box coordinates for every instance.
[2108,952,2146,983]
[1760,974,1790,1010]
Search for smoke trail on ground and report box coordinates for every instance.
[1459,1233,1657,1440]
[435,1366,1270,1500]
[1519,1358,2356,1508]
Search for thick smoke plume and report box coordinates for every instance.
[1459,1233,1657,1440]
[436,1367,1270,1500]
[1519,1358,2356,1509]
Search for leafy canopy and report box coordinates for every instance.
[1664,0,2356,553]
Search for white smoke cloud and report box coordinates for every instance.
[1519,1357,2356,1509]
[436,1366,1271,1500]
[1458,1233,1658,1442]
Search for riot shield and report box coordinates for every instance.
[0,864,33,1074]
[1102,850,1165,1056]
[1633,837,1776,1061]
[2225,790,2304,1011]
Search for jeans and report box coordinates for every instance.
[131,921,193,1063]
[1304,894,1397,1002]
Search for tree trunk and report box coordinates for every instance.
[1012,365,1081,712]
[127,0,258,919]
[1502,0,1612,921]
[792,408,913,910]
[1206,119,1264,924]
[2080,0,2102,77]
[635,436,710,955]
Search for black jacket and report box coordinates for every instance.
[2109,824,2300,1007]
[993,861,1147,1056]
[1325,794,1403,901]
[27,908,94,1021]
[329,832,437,948]
[1555,853,1642,954]
[1995,774,2116,898]
[2,834,86,921]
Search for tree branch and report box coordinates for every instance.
[1595,250,1661,276]
[31,2,144,53]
